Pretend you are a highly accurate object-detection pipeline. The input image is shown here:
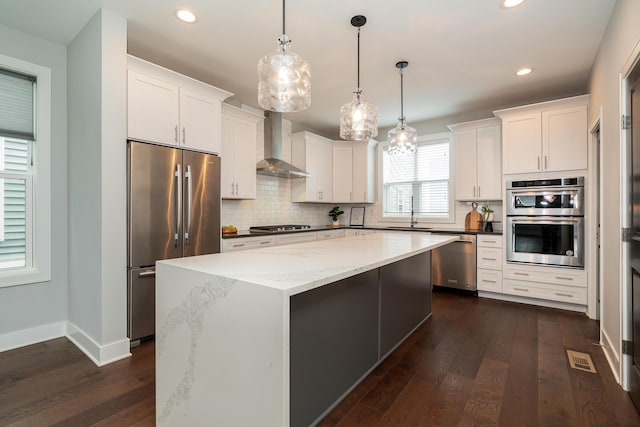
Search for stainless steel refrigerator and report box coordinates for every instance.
[127,140,221,342]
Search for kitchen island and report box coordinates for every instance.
[155,232,456,426]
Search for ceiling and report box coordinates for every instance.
[0,0,617,138]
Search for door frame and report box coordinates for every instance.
[588,107,603,321]
[621,39,640,391]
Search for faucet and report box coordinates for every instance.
[410,195,417,228]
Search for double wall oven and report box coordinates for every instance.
[506,177,584,268]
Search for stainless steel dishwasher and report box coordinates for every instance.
[431,234,477,292]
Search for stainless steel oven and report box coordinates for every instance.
[506,216,584,267]
[506,177,585,268]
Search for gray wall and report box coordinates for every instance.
[0,25,68,336]
[67,9,127,346]
[586,0,640,379]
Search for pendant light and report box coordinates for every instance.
[339,15,378,141]
[387,61,417,155]
[257,0,311,112]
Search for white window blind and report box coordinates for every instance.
[0,68,35,140]
[382,135,451,218]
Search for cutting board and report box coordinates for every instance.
[465,203,483,231]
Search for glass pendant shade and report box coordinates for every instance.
[340,15,378,141]
[387,118,417,155]
[388,61,417,155]
[340,89,378,140]
[258,35,311,112]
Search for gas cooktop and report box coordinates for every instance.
[249,224,312,233]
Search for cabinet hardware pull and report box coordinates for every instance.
[233,243,245,248]
[174,125,178,143]
[182,127,186,143]
[260,241,271,245]
[175,164,182,247]
[484,240,497,244]
[235,183,239,195]
[513,287,528,292]
[484,280,497,283]
[231,183,235,194]
[478,186,481,198]
[555,276,572,281]
[473,186,476,198]
[537,156,541,170]
[482,257,497,261]
[544,156,548,169]
[555,292,573,298]
[514,272,529,276]
[185,164,192,244]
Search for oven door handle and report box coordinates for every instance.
[509,216,582,225]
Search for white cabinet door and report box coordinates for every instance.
[332,144,353,203]
[179,89,222,154]
[220,113,236,198]
[221,106,260,199]
[454,129,478,200]
[292,132,333,202]
[476,125,502,200]
[352,142,375,203]
[127,70,179,146]
[502,113,541,174]
[233,117,258,199]
[542,105,587,172]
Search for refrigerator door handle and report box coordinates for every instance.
[175,163,182,247]
[185,164,193,244]
[138,269,156,277]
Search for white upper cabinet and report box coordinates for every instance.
[291,132,333,202]
[127,70,179,146]
[332,140,376,204]
[221,104,262,199]
[449,118,501,201]
[495,95,589,175]
[351,140,376,203]
[127,56,231,154]
[332,143,353,203]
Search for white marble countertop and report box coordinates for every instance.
[159,232,457,296]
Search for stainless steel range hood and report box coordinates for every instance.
[256,111,310,179]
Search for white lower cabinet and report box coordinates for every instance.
[477,269,502,293]
[222,236,276,252]
[275,232,318,246]
[477,234,503,292]
[502,264,587,305]
[317,229,346,240]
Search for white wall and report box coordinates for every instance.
[586,0,640,382]
[0,25,68,347]
[67,9,129,364]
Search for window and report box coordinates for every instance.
[381,133,453,221]
[0,54,51,287]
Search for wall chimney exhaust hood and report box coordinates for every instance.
[256,111,310,179]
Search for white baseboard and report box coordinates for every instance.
[0,321,66,353]
[66,321,131,366]
[600,327,621,385]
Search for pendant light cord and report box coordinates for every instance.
[357,27,361,89]
[282,0,286,34]
[400,69,404,120]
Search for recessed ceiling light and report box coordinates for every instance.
[176,9,197,23]
[516,67,533,76]
[501,0,527,8]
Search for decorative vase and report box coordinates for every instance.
[332,219,339,226]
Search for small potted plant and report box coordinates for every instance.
[328,206,344,226]
[481,204,494,231]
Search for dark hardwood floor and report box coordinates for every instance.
[1,290,639,426]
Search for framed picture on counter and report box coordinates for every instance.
[349,206,365,226]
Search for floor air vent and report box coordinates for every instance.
[567,350,597,373]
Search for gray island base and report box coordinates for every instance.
[155,233,456,426]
